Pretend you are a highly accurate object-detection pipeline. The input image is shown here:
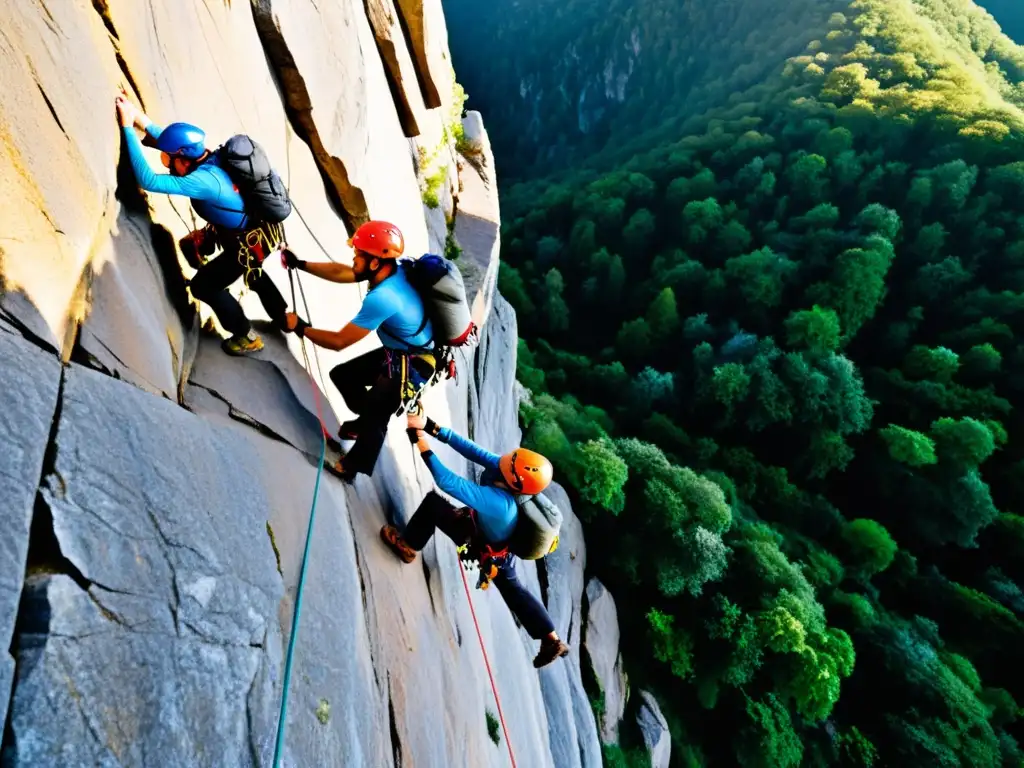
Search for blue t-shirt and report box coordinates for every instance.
[350,269,434,351]
[123,124,249,230]
[422,427,519,543]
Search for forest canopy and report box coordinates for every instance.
[448,0,1024,765]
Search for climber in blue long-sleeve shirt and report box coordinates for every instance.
[379,410,571,669]
[115,94,288,356]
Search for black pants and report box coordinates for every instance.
[403,492,556,639]
[329,349,434,476]
[188,243,287,338]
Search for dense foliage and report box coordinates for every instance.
[445,0,1024,183]
[451,0,1024,764]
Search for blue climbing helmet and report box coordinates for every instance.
[155,122,206,159]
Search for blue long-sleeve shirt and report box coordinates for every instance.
[123,124,249,230]
[421,427,519,544]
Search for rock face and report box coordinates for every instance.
[0,0,617,764]
[637,690,672,768]
[585,578,628,744]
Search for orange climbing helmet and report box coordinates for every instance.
[348,220,404,259]
[499,448,553,496]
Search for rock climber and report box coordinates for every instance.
[281,221,436,482]
[380,410,571,669]
[116,95,289,356]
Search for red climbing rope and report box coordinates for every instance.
[459,559,518,768]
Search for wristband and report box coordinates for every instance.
[425,418,442,438]
[407,428,422,444]
[294,318,310,338]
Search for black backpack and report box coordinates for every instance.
[216,135,292,224]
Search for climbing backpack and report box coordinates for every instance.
[216,135,292,224]
[508,491,563,560]
[400,254,478,349]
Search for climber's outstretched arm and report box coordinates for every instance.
[411,414,501,471]
[283,313,370,351]
[283,250,357,283]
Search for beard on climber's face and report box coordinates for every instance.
[352,251,380,280]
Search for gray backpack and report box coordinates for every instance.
[401,254,478,348]
[217,135,292,224]
[508,491,563,560]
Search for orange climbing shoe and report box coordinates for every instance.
[380,524,417,563]
[222,333,264,356]
[533,635,570,669]
[326,456,356,483]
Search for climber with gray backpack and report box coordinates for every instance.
[282,220,478,482]
[380,408,571,669]
[116,94,292,356]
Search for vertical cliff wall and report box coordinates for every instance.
[0,1,610,766]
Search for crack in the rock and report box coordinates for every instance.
[420,557,437,617]
[387,678,403,768]
[249,0,369,232]
[186,380,309,456]
[35,83,67,136]
[363,0,420,138]
[392,0,441,109]
[537,556,550,611]
[245,629,268,768]
[0,310,58,355]
[348,530,383,693]
[91,0,146,109]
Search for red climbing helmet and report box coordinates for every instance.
[348,220,404,259]
[499,448,553,496]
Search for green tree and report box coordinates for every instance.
[880,425,938,466]
[646,287,681,344]
[842,519,898,577]
[542,268,570,333]
[784,305,841,353]
[931,417,997,468]
[725,247,796,309]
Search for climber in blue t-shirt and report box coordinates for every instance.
[377,409,571,669]
[116,93,289,357]
[281,220,436,481]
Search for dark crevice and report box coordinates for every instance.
[388,683,403,768]
[363,0,420,138]
[346,516,383,693]
[90,0,146,108]
[147,223,196,331]
[23,367,88,590]
[35,84,66,136]
[249,0,367,233]
[266,522,283,577]
[420,557,436,616]
[0,309,58,356]
[4,367,71,756]
[392,1,441,109]
[91,0,119,40]
[187,381,299,451]
[537,557,550,609]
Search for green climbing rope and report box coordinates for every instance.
[273,268,330,767]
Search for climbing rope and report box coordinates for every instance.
[458,558,518,768]
[272,270,330,768]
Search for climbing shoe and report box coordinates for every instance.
[380,524,417,564]
[326,456,356,484]
[337,420,361,441]
[222,333,264,356]
[533,636,570,669]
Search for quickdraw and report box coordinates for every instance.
[234,220,287,295]
[456,541,509,591]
